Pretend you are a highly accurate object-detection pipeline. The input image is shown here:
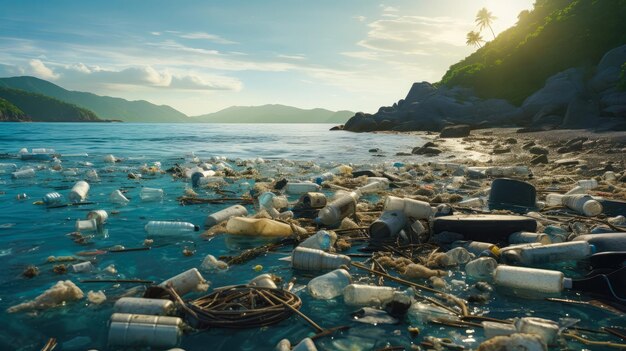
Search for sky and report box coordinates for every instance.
[0,0,534,116]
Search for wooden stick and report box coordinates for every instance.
[257,289,324,333]
[79,279,154,284]
[563,332,626,349]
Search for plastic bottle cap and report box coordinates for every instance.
[589,244,596,254]
[194,225,200,232]
[563,278,572,289]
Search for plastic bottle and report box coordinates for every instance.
[508,231,551,245]
[42,192,64,207]
[343,284,395,306]
[516,241,595,265]
[204,205,248,228]
[545,193,564,207]
[452,240,500,257]
[145,221,199,236]
[355,181,387,194]
[562,194,603,216]
[482,321,517,338]
[72,261,94,273]
[113,297,175,316]
[11,168,36,179]
[369,211,407,242]
[87,210,108,230]
[140,187,164,202]
[516,317,560,345]
[108,313,183,349]
[543,225,567,243]
[0,163,17,174]
[299,192,327,208]
[445,247,473,265]
[68,181,90,203]
[457,197,484,208]
[291,247,351,271]
[465,257,497,279]
[493,265,572,293]
[299,230,337,251]
[603,171,617,182]
[191,170,216,187]
[565,186,586,195]
[577,179,598,190]
[383,196,433,219]
[316,191,360,226]
[159,268,208,296]
[307,269,352,299]
[285,182,321,195]
[103,154,117,163]
[110,190,130,205]
[225,217,304,237]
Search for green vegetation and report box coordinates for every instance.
[0,87,102,122]
[441,0,626,105]
[475,8,496,40]
[0,97,27,121]
[466,31,484,48]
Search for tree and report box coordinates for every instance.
[466,31,484,48]
[476,7,497,39]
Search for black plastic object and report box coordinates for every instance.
[369,211,407,242]
[352,170,380,178]
[432,214,537,244]
[274,178,288,190]
[597,199,626,217]
[573,233,626,252]
[488,178,536,213]
[570,267,626,302]
[589,251,626,270]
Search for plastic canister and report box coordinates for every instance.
[517,241,594,265]
[87,210,108,230]
[159,268,209,296]
[509,231,551,245]
[316,192,359,226]
[110,190,130,205]
[383,196,433,219]
[307,269,352,300]
[493,265,571,294]
[68,181,90,203]
[108,313,182,349]
[140,187,164,202]
[291,247,351,271]
[113,297,175,316]
[343,284,395,306]
[299,192,327,209]
[205,205,248,228]
[516,317,560,345]
[42,192,64,206]
[481,321,517,339]
[465,257,497,279]
[369,211,407,242]
[76,218,99,233]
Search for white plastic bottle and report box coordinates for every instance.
[494,265,572,293]
[383,196,433,219]
[87,210,108,230]
[517,241,595,264]
[0,163,17,174]
[159,268,208,296]
[307,269,352,299]
[355,181,387,194]
[145,221,199,236]
[343,284,395,306]
[317,191,360,226]
[110,190,130,205]
[562,194,603,216]
[508,231,551,245]
[113,297,175,316]
[68,180,90,202]
[291,247,351,271]
[465,257,497,279]
[205,205,248,228]
[285,182,321,195]
[12,168,36,179]
[577,179,598,190]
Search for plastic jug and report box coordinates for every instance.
[225,217,305,237]
[465,257,497,279]
[110,190,130,205]
[493,265,571,293]
[68,181,90,203]
[316,191,359,226]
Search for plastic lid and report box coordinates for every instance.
[194,225,200,232]
[563,277,572,289]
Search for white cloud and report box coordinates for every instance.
[354,15,367,22]
[28,59,59,80]
[277,54,306,60]
[178,32,237,44]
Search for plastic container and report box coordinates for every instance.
[573,233,626,252]
[68,181,90,203]
[205,205,248,228]
[452,240,499,257]
[509,231,551,245]
[140,187,164,202]
[516,241,595,265]
[299,192,327,208]
[76,217,98,233]
[108,313,183,349]
[516,317,560,345]
[285,182,321,195]
[465,257,497,279]
[562,194,603,216]
[113,297,175,316]
[432,215,537,244]
[291,247,351,271]
[0,163,17,174]
[226,217,302,237]
[577,179,598,190]
[493,265,572,293]
[159,268,208,296]
[110,190,130,205]
[103,154,117,163]
[42,192,64,207]
[343,284,395,306]
[384,196,433,219]
[488,178,536,213]
[145,221,199,236]
[299,230,337,251]
[445,247,473,265]
[12,168,35,179]
[356,181,387,194]
[72,261,94,273]
[87,210,108,230]
[248,274,277,289]
[307,269,352,299]
[482,321,517,338]
[458,197,484,208]
[317,191,359,226]
[565,186,586,195]
[191,170,217,187]
[369,211,407,242]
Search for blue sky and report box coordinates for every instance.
[0,0,533,115]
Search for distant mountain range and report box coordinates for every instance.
[0,76,353,123]
[0,87,102,122]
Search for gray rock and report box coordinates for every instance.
[522,68,585,117]
[412,146,442,155]
[404,81,438,104]
[439,125,470,138]
[378,119,396,130]
[493,147,511,154]
[504,138,518,144]
[530,154,548,164]
[528,146,549,155]
[561,95,600,128]
[557,140,583,154]
[522,141,536,150]
[591,44,626,92]
[344,113,378,132]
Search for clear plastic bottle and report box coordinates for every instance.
[518,241,595,264]
[140,187,164,202]
[317,191,360,226]
[0,163,17,174]
[453,240,500,257]
[565,186,586,195]
[457,197,485,208]
[145,221,199,236]
[383,196,433,219]
[291,247,351,271]
[68,180,90,203]
[205,205,248,227]
[307,268,352,299]
[343,284,395,306]
[543,225,568,243]
[299,230,337,251]
[465,257,497,279]
[508,231,551,245]
[445,247,473,265]
[355,181,387,194]
[285,182,321,195]
[110,190,130,205]
[545,193,564,207]
[577,179,598,190]
[494,265,572,293]
[42,192,64,206]
[12,168,36,179]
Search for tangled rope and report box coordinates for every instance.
[185,286,303,329]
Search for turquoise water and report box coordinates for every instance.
[0,123,621,350]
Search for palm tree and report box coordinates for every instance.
[466,31,484,48]
[476,7,496,39]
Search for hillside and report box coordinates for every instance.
[0,98,29,122]
[0,76,188,122]
[439,0,626,105]
[0,87,102,122]
[192,104,353,123]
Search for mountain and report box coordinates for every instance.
[192,104,354,123]
[0,97,29,122]
[0,76,188,122]
[0,87,102,122]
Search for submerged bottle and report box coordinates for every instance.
[42,192,64,207]
[140,187,164,202]
[145,221,199,236]
[12,168,36,179]
[493,265,572,294]
[316,191,360,226]
[508,231,551,245]
[515,241,595,265]
[110,190,130,205]
[307,268,352,299]
[465,257,497,280]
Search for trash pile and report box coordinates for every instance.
[2,148,625,351]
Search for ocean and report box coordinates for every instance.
[0,123,619,350]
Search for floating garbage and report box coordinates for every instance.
[7,280,84,313]
[205,205,248,228]
[68,180,90,202]
[113,297,175,316]
[108,313,183,349]
[109,189,130,205]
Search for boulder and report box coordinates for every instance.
[522,68,585,117]
[529,146,549,155]
[530,154,548,165]
[344,113,378,132]
[439,125,470,138]
[329,125,344,131]
[403,82,437,104]
[561,95,600,128]
[377,119,396,130]
[590,44,626,92]
[412,146,442,155]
